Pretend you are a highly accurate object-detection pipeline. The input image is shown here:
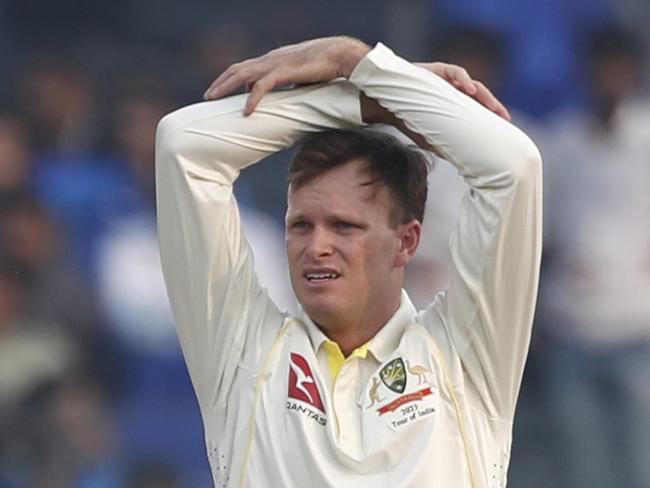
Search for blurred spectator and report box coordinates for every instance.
[538,24,650,487]
[94,79,177,356]
[1,374,122,488]
[431,0,613,118]
[88,82,208,484]
[17,56,103,155]
[0,110,32,196]
[613,0,650,80]
[0,262,79,420]
[432,24,507,93]
[126,461,183,488]
[0,192,100,339]
[13,56,131,279]
[185,23,256,101]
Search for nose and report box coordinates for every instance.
[306,227,334,258]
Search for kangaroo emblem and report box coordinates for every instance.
[367,377,385,408]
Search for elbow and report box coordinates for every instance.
[155,108,207,178]
[504,130,543,188]
[155,109,186,164]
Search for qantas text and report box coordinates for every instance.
[286,401,327,426]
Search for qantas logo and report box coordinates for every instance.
[287,353,325,413]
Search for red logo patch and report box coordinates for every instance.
[288,353,325,412]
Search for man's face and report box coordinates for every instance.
[286,159,407,332]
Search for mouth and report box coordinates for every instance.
[303,271,341,283]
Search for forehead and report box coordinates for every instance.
[287,160,392,219]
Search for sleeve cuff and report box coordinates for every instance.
[349,42,400,87]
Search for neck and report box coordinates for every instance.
[316,292,401,357]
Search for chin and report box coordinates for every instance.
[299,294,349,328]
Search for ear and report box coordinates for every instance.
[393,220,422,268]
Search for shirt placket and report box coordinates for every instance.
[332,356,362,452]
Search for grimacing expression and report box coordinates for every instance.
[285,159,417,332]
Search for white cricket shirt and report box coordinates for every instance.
[156,43,542,488]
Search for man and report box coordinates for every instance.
[538,25,650,487]
[156,36,541,487]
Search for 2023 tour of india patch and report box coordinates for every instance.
[373,357,436,429]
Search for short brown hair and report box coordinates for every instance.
[289,129,428,226]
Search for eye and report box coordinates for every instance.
[290,220,311,231]
[333,221,357,231]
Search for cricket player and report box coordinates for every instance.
[156,36,542,487]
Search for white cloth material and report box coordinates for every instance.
[156,43,542,487]
[542,100,650,346]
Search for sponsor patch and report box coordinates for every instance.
[288,353,325,413]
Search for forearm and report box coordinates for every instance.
[157,80,362,186]
[351,44,541,183]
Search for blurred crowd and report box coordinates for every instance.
[0,0,648,487]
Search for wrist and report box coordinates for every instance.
[335,37,371,78]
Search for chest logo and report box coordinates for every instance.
[288,353,325,413]
[380,357,407,393]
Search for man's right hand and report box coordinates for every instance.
[203,36,370,115]
[203,36,510,121]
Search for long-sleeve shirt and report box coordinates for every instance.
[155,43,542,488]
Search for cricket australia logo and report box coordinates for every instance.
[379,357,407,393]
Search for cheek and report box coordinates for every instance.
[363,235,398,273]
[286,240,301,271]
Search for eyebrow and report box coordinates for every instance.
[286,211,362,223]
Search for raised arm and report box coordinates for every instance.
[350,45,542,419]
[155,81,361,411]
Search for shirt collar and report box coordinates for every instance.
[299,289,417,363]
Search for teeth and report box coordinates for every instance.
[306,273,338,281]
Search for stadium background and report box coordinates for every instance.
[0,0,649,486]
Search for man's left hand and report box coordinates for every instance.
[203,37,510,121]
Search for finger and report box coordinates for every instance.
[494,102,511,121]
[244,75,277,115]
[203,63,242,100]
[472,81,511,120]
[206,71,251,101]
[472,81,498,109]
[204,58,261,100]
[442,65,475,95]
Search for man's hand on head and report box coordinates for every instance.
[418,62,511,120]
[203,36,510,121]
[203,36,370,115]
